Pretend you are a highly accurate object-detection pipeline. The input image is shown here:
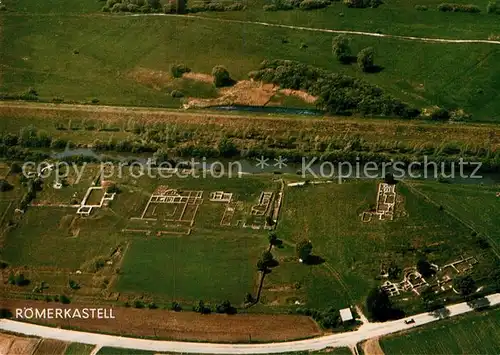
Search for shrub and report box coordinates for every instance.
[59,295,71,304]
[170,64,191,78]
[415,4,428,10]
[225,2,246,10]
[438,3,480,12]
[332,34,352,64]
[429,108,450,121]
[357,47,375,72]
[106,184,121,194]
[212,65,232,87]
[68,280,80,290]
[0,5,7,11]
[0,179,13,192]
[171,90,184,98]
[344,0,381,8]
[248,60,419,118]
[207,2,226,11]
[487,1,499,13]
[171,301,182,311]
[263,4,278,10]
[299,0,330,10]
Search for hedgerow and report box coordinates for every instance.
[437,3,481,12]
[248,60,420,118]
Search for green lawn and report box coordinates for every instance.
[407,181,500,251]
[380,308,500,354]
[267,179,498,310]
[2,1,500,120]
[115,232,268,304]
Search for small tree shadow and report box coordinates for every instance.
[429,307,451,319]
[365,65,384,73]
[467,297,491,310]
[304,255,325,265]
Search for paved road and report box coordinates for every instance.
[1,293,499,354]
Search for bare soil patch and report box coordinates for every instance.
[362,338,385,355]
[2,300,321,343]
[182,72,213,83]
[185,80,276,108]
[128,67,172,90]
[279,89,317,104]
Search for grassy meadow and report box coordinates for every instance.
[380,307,500,354]
[2,0,500,120]
[264,179,499,310]
[0,171,275,304]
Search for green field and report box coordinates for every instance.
[263,179,499,310]
[2,0,500,120]
[380,307,500,354]
[0,171,277,304]
[115,233,268,303]
[97,347,153,355]
[408,181,500,251]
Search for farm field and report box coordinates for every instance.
[1,299,322,342]
[65,343,95,355]
[380,307,500,354]
[1,1,500,120]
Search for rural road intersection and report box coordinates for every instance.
[1,293,499,353]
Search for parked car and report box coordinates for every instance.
[404,318,415,324]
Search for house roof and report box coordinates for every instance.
[339,308,353,322]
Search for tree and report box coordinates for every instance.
[417,258,435,278]
[296,239,313,262]
[215,300,236,314]
[218,137,239,157]
[487,1,498,13]
[490,267,500,291]
[453,276,476,297]
[429,108,450,121]
[10,162,22,174]
[420,286,444,311]
[171,301,182,312]
[59,295,71,304]
[0,179,13,192]
[212,65,232,87]
[14,273,29,287]
[68,280,80,290]
[366,287,393,321]
[193,300,210,314]
[357,47,375,72]
[268,232,278,246]
[170,63,191,78]
[261,250,274,267]
[332,35,351,64]
[147,0,161,9]
[244,293,255,304]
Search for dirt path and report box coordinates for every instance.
[129,14,500,45]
